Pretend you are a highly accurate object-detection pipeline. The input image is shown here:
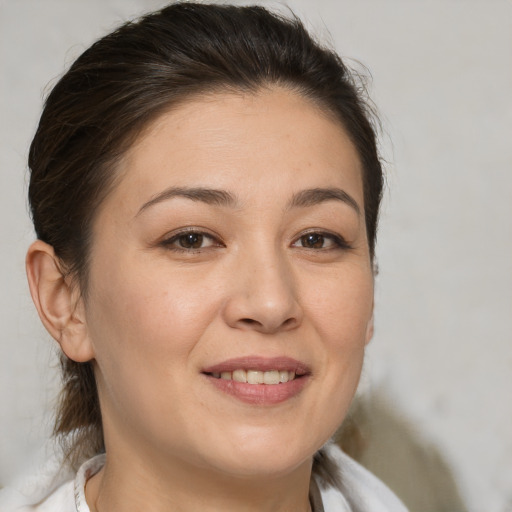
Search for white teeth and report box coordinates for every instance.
[247,370,264,384]
[263,370,280,385]
[212,369,298,384]
[232,369,247,382]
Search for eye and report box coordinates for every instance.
[292,231,350,250]
[176,232,209,249]
[298,233,326,249]
[161,229,221,252]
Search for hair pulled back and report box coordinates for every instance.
[28,2,383,472]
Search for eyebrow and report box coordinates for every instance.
[136,185,360,216]
[289,187,361,215]
[137,186,238,216]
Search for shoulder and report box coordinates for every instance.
[0,448,71,511]
[318,443,409,512]
[28,480,76,512]
[0,472,74,512]
[0,453,103,512]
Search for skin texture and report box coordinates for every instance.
[27,87,374,512]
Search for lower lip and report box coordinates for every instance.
[205,375,309,405]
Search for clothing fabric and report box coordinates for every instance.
[0,443,407,512]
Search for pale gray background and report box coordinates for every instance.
[1,1,511,511]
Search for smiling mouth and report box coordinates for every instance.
[202,357,310,404]
[208,369,297,385]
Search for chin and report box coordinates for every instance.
[197,427,327,479]
[209,451,313,480]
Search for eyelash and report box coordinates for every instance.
[160,228,223,253]
[291,230,352,251]
[159,228,351,253]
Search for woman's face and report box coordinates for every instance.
[83,88,374,477]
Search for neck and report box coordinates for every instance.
[86,444,313,512]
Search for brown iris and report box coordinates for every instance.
[300,233,324,249]
[178,233,204,249]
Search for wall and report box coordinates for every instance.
[1,1,511,510]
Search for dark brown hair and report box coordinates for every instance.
[28,2,383,478]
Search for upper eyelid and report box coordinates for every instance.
[163,227,220,240]
[292,229,346,241]
[291,230,351,249]
[159,227,348,247]
[160,228,224,251]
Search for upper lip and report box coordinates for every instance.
[202,356,310,376]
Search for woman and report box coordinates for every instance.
[3,3,407,511]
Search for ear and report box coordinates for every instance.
[365,294,375,345]
[365,311,374,345]
[26,240,94,362]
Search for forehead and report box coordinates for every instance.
[108,87,364,212]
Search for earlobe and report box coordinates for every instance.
[365,295,375,346]
[26,240,94,362]
[365,272,376,346]
[365,313,374,345]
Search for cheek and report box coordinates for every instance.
[302,265,373,345]
[84,259,226,446]
[84,258,220,395]
[90,251,214,336]
[301,266,372,413]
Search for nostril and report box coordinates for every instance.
[237,316,298,332]
[240,318,260,326]
[282,318,296,328]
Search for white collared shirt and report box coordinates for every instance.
[0,443,407,512]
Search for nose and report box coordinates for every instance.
[222,248,303,335]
